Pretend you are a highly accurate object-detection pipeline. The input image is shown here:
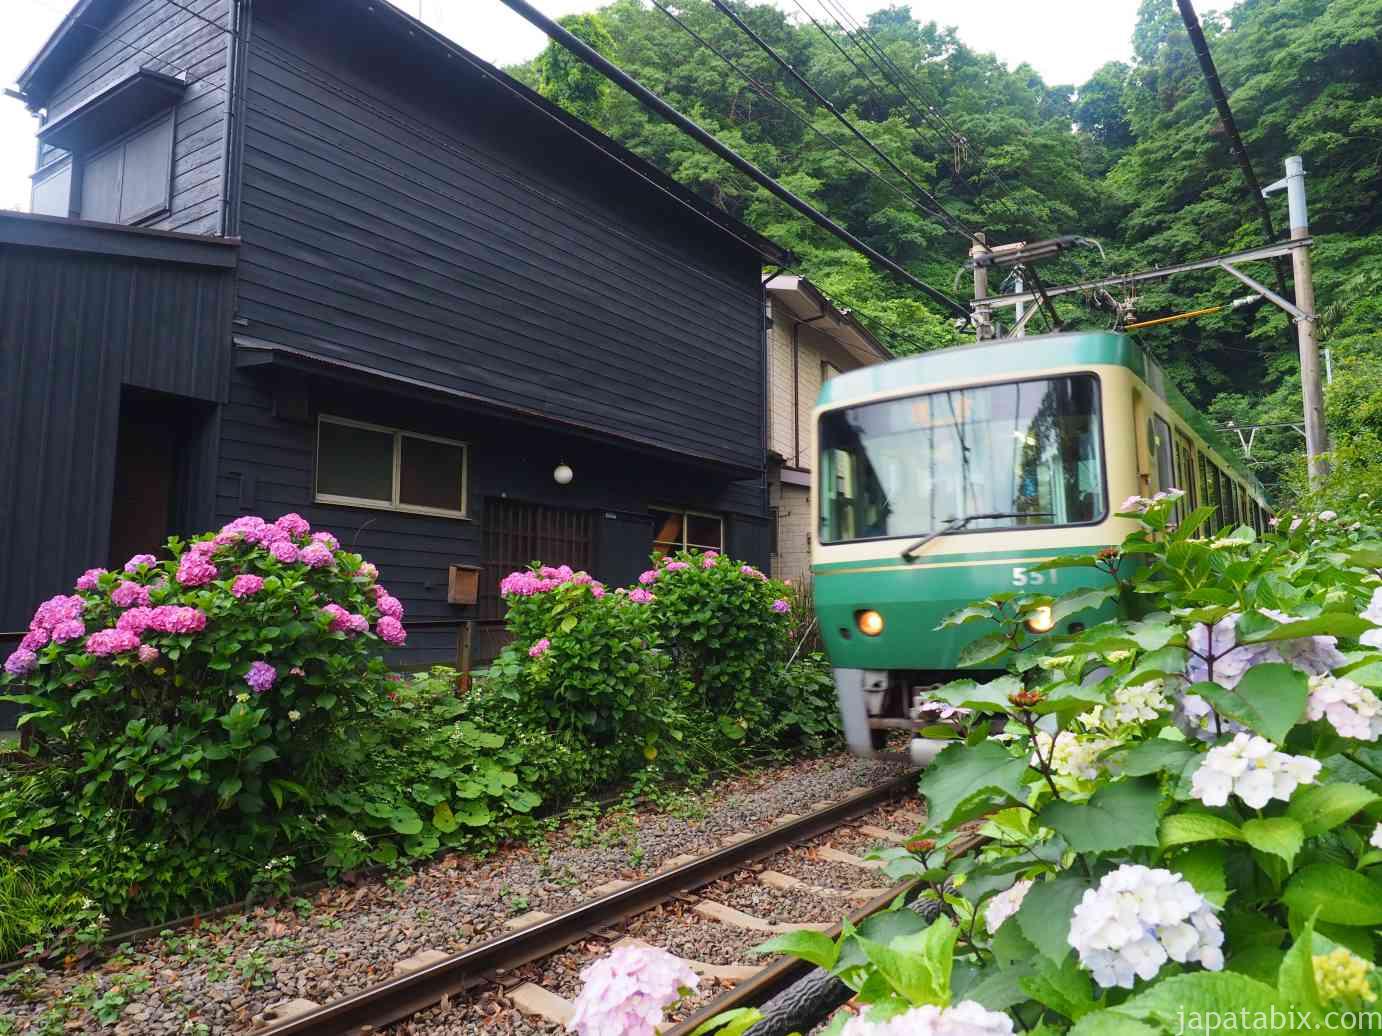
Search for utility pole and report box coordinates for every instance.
[1264,156,1329,485]
[1013,271,1026,338]
[971,232,993,341]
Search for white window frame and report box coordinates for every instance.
[314,414,469,520]
[651,506,724,553]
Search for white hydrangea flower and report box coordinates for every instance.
[1371,823,1382,851]
[1082,680,1170,732]
[985,879,1033,934]
[1031,731,1118,781]
[1190,733,1321,809]
[1067,864,1224,990]
[1319,510,1338,522]
[1361,588,1382,650]
[568,944,699,1036]
[1186,611,1346,692]
[840,1001,1015,1036]
[1307,674,1382,741]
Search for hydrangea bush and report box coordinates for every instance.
[601,497,1382,1035]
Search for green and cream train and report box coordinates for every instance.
[811,330,1269,758]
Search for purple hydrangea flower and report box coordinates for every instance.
[376,593,405,620]
[75,568,108,591]
[310,531,340,550]
[20,629,49,652]
[628,588,654,604]
[664,561,690,572]
[123,554,158,574]
[638,569,660,585]
[51,619,85,643]
[4,649,37,676]
[138,645,160,664]
[568,944,699,1036]
[31,595,85,631]
[146,606,207,635]
[771,598,791,614]
[176,556,217,588]
[246,660,277,693]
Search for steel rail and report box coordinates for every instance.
[259,769,922,1035]
[663,829,990,1036]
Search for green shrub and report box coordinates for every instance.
[641,551,794,714]
[316,669,543,870]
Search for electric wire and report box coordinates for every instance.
[647,0,969,236]
[704,0,985,248]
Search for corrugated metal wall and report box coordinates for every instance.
[0,228,236,632]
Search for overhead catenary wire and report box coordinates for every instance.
[1175,0,1289,298]
[705,0,985,249]
[495,0,971,320]
[647,0,969,235]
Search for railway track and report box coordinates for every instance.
[254,770,924,1035]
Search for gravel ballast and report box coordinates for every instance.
[0,751,912,1034]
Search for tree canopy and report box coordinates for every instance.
[516,0,1382,503]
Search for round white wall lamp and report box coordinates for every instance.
[553,462,574,485]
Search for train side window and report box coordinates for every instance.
[1178,436,1198,509]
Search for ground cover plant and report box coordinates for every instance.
[0,521,839,963]
[571,494,1382,1035]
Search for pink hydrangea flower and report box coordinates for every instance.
[500,570,560,596]
[177,555,217,587]
[300,542,334,569]
[274,513,312,538]
[571,571,593,586]
[231,574,265,598]
[664,561,690,572]
[637,570,660,585]
[117,608,155,634]
[75,568,108,591]
[147,606,207,635]
[112,580,151,608]
[358,562,379,582]
[138,645,160,664]
[377,616,407,646]
[269,539,299,564]
[539,564,574,581]
[310,531,340,550]
[568,944,699,1036]
[740,565,766,580]
[123,554,158,574]
[701,551,719,568]
[4,649,37,676]
[31,595,85,631]
[245,661,277,693]
[20,629,49,652]
[86,628,142,656]
[529,637,551,658]
[51,619,85,644]
[629,588,654,604]
[771,598,790,614]
[591,584,606,599]
[377,593,405,620]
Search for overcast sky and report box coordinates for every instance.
[0,0,1170,212]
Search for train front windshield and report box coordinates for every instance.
[819,375,1106,543]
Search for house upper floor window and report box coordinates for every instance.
[651,507,723,556]
[30,69,185,225]
[315,415,469,519]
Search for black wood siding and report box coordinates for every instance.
[218,366,770,662]
[33,0,230,236]
[0,218,236,634]
[234,1,767,475]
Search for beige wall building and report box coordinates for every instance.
[764,275,891,584]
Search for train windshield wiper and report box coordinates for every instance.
[900,511,1055,563]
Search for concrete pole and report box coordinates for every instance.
[971,231,993,341]
[1014,272,1026,338]
[1280,156,1329,484]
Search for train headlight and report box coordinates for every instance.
[855,609,885,636]
[1025,606,1056,634]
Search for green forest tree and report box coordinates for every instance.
[518,0,1382,503]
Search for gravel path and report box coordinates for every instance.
[0,751,912,1034]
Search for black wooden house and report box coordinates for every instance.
[2,0,791,675]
